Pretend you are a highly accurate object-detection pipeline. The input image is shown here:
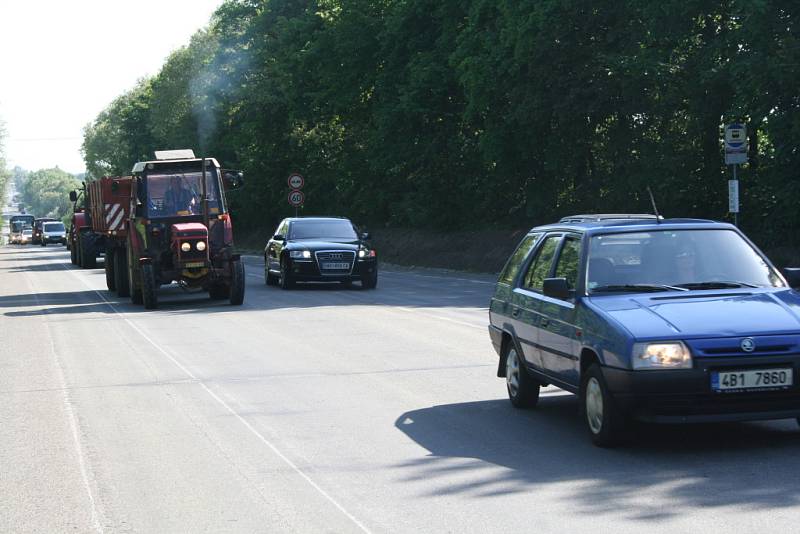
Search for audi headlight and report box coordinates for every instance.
[196,241,206,251]
[181,242,191,252]
[632,342,692,370]
[358,249,375,259]
[290,250,311,259]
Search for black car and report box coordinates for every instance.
[265,217,378,289]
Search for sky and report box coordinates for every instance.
[0,0,224,174]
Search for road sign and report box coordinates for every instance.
[728,180,739,213]
[288,189,304,207]
[288,173,304,190]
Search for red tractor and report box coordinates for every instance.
[122,150,245,309]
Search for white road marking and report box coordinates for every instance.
[20,262,104,533]
[61,262,373,534]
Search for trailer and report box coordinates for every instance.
[68,176,132,289]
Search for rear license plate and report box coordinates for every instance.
[711,368,793,392]
[184,262,205,268]
[322,262,350,270]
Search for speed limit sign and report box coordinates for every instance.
[288,189,304,207]
[288,173,304,190]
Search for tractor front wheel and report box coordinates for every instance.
[141,264,158,310]
[229,260,245,305]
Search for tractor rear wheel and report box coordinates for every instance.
[115,249,130,297]
[128,249,143,305]
[141,264,158,310]
[229,260,245,305]
[105,252,116,291]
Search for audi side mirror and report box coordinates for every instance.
[361,232,370,240]
[543,278,571,300]
[783,268,800,290]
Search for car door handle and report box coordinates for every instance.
[540,318,550,328]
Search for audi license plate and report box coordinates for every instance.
[322,262,350,270]
[711,368,793,392]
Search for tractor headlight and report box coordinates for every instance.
[196,241,206,251]
[290,250,311,259]
[181,242,191,252]
[632,342,692,370]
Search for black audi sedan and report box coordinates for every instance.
[264,217,378,289]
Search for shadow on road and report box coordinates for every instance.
[394,397,800,520]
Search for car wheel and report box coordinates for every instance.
[265,257,278,286]
[505,345,540,408]
[582,363,627,447]
[361,268,378,289]
[279,257,294,289]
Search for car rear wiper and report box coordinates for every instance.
[675,281,759,289]
[591,284,689,293]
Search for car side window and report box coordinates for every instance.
[554,236,581,291]
[522,235,561,291]
[276,220,288,238]
[499,233,541,285]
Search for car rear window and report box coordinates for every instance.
[498,233,541,285]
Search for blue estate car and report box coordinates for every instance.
[488,214,800,446]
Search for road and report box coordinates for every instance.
[2,241,800,533]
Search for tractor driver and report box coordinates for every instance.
[163,175,198,215]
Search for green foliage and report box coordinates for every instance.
[20,168,81,220]
[82,0,800,249]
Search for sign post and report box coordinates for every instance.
[724,123,747,226]
[287,173,305,216]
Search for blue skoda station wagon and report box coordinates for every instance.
[488,214,800,446]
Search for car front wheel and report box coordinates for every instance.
[582,363,627,447]
[505,345,539,408]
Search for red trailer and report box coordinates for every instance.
[69,176,133,294]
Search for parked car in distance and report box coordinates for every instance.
[40,221,67,246]
[32,217,57,245]
[265,217,377,289]
[489,214,800,446]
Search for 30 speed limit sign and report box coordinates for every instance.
[288,189,305,207]
[287,173,304,189]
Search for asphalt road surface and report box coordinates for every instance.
[2,242,800,533]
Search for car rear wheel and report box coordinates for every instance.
[505,345,540,408]
[582,363,627,447]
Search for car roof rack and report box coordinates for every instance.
[558,213,663,223]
